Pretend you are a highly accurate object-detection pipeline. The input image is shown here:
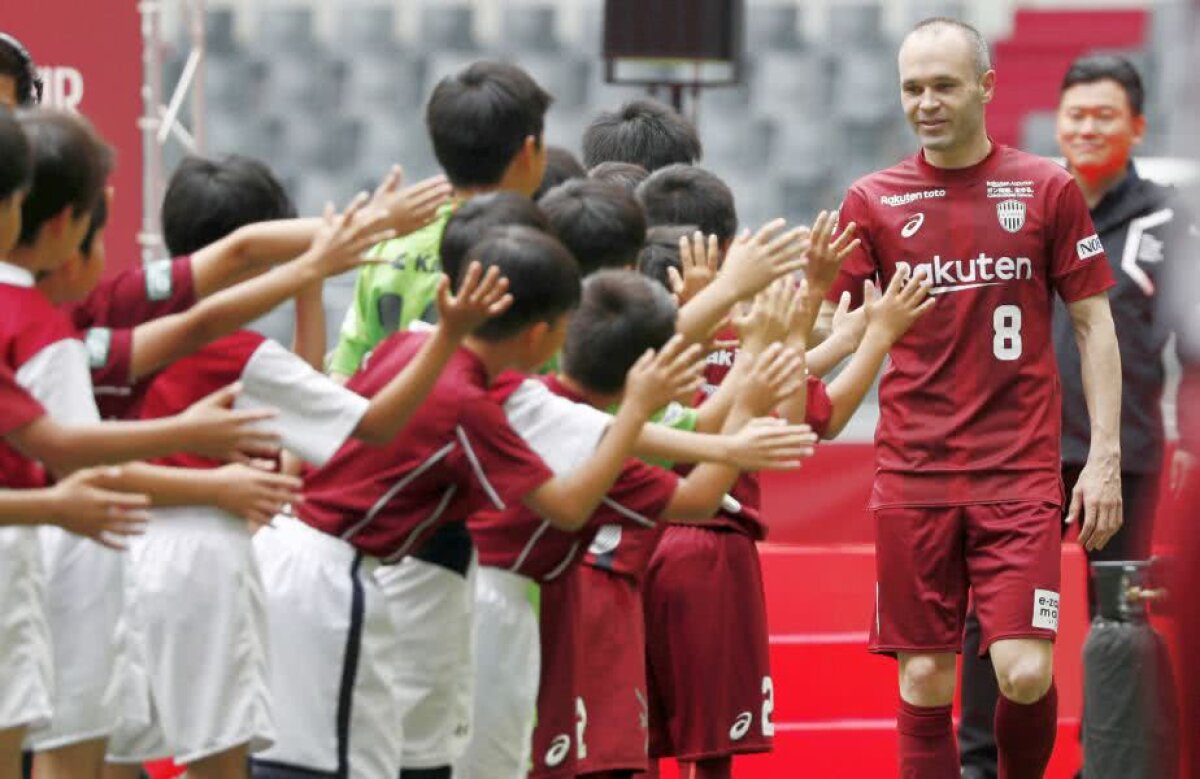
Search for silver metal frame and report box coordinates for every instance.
[138,0,207,263]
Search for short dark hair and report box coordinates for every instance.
[0,33,43,106]
[1060,54,1145,116]
[908,17,991,75]
[588,161,649,194]
[0,106,31,201]
[161,154,295,256]
[539,179,647,277]
[468,226,581,341]
[80,191,108,257]
[582,99,702,172]
[636,164,737,244]
[426,61,552,189]
[440,192,549,284]
[17,108,113,247]
[532,146,586,202]
[561,270,678,395]
[637,224,699,292]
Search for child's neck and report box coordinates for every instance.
[462,337,517,383]
[555,373,622,410]
[3,245,43,272]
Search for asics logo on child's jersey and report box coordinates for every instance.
[895,254,1032,295]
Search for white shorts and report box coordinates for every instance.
[376,553,476,769]
[454,566,540,779]
[26,526,124,750]
[251,515,402,779]
[106,508,273,764]
[0,527,52,731]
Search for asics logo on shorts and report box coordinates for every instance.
[545,734,571,767]
[729,711,753,741]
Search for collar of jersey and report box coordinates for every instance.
[0,260,35,287]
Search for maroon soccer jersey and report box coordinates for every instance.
[298,331,555,561]
[0,262,101,489]
[828,144,1115,507]
[0,365,44,438]
[471,374,678,582]
[64,256,195,331]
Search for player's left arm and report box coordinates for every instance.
[1065,292,1123,551]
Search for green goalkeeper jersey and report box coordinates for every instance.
[328,205,454,377]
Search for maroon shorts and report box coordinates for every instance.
[531,569,583,779]
[643,525,774,760]
[870,501,1062,656]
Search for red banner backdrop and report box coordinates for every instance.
[3,4,143,274]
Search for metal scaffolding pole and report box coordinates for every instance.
[138,0,207,264]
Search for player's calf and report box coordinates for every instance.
[0,728,23,779]
[186,743,250,779]
[898,652,957,707]
[989,638,1054,704]
[33,738,108,779]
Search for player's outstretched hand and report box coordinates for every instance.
[825,289,868,352]
[624,335,706,416]
[720,219,810,299]
[368,166,452,238]
[726,417,818,471]
[48,467,150,551]
[179,382,283,462]
[804,210,860,295]
[307,192,399,278]
[739,343,805,416]
[213,462,303,528]
[734,277,800,355]
[435,261,513,340]
[1068,457,1123,551]
[864,265,935,344]
[668,231,720,305]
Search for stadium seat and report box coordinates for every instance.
[696,109,771,175]
[831,51,896,124]
[749,50,831,122]
[258,53,345,115]
[1020,110,1060,157]
[203,112,284,164]
[512,54,590,109]
[337,3,400,54]
[770,121,833,180]
[418,2,478,51]
[202,54,267,114]
[341,52,427,120]
[745,4,803,52]
[901,0,966,30]
[256,4,319,53]
[826,1,884,48]
[501,4,562,53]
[204,7,240,56]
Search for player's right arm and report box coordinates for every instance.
[0,468,149,548]
[100,461,301,527]
[523,336,705,531]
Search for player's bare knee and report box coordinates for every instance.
[898,653,957,706]
[992,643,1054,704]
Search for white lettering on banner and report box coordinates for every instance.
[895,254,1033,295]
[880,189,946,207]
[37,66,85,111]
[1032,589,1060,631]
[1076,234,1104,261]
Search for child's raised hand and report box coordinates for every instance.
[47,467,150,551]
[738,342,805,416]
[624,335,706,416]
[435,261,513,340]
[369,166,453,238]
[864,265,935,344]
[725,417,818,471]
[735,277,800,354]
[308,192,398,277]
[719,219,810,299]
[804,210,860,295]
[667,231,720,304]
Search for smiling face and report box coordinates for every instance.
[898,26,995,157]
[1056,79,1145,179]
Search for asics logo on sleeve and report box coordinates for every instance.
[901,213,925,238]
[545,734,571,767]
[896,253,1032,295]
[729,711,753,741]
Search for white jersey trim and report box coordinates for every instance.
[456,426,505,510]
[16,340,100,425]
[383,485,458,564]
[1120,208,1174,296]
[341,441,456,541]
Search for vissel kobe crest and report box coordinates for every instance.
[996,199,1026,233]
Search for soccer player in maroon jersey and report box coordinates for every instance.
[817,18,1123,779]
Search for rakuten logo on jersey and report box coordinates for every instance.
[880,189,946,207]
[896,253,1032,295]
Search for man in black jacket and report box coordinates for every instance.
[958,54,1199,779]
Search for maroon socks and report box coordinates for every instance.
[995,681,1058,779]
[897,699,959,778]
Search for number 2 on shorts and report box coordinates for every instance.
[993,304,1022,361]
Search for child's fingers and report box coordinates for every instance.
[706,234,720,271]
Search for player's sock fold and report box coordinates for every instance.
[896,699,958,778]
[995,680,1058,779]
